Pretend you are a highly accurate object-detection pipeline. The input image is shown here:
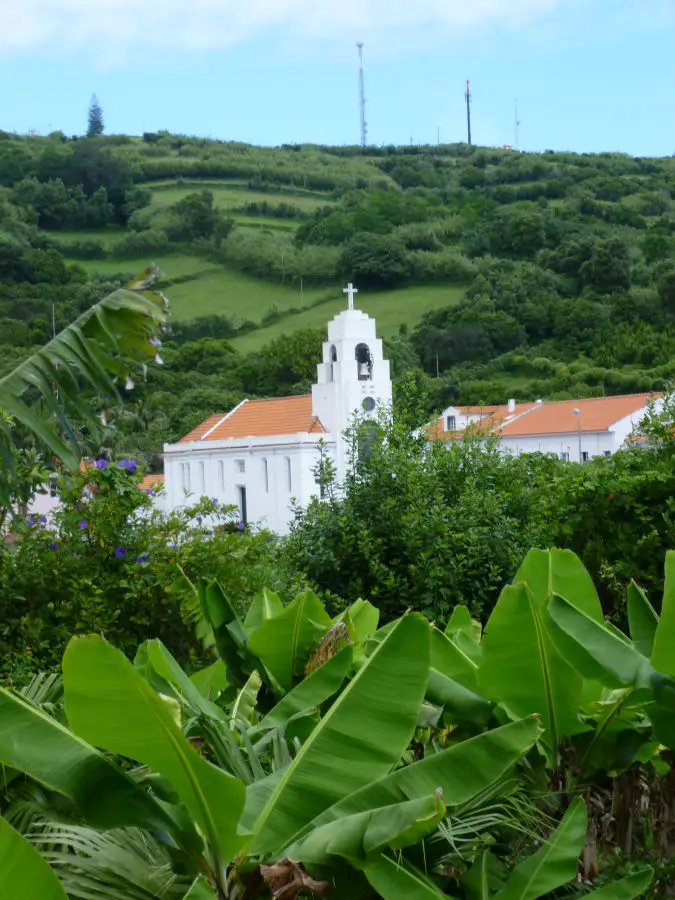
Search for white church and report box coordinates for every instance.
[162,285,392,534]
[24,284,662,532]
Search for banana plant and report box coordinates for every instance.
[0,612,546,899]
[0,267,167,494]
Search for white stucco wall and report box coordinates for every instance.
[499,431,617,461]
[163,433,333,535]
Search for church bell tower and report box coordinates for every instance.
[311,284,393,480]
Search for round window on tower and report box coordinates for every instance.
[362,396,376,413]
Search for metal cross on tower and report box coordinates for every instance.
[343,283,358,310]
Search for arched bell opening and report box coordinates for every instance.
[355,343,373,381]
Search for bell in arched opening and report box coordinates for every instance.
[355,343,373,381]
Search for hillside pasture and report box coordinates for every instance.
[146,180,333,212]
[230,284,466,351]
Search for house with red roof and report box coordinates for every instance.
[162,285,393,534]
[427,394,661,461]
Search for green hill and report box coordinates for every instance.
[3,131,675,450]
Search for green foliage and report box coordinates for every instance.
[0,460,284,681]
[0,267,166,473]
[285,420,557,622]
[1,553,667,898]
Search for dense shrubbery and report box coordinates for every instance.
[285,406,675,628]
[286,422,558,622]
[0,460,293,681]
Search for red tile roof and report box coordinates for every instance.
[429,403,538,441]
[428,393,659,440]
[498,394,658,437]
[178,396,326,443]
[139,474,164,491]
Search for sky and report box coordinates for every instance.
[0,0,673,157]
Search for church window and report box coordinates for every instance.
[355,343,373,381]
[362,396,376,412]
[219,460,225,491]
[263,458,269,493]
[285,457,292,493]
[447,415,456,430]
[198,461,205,494]
[236,459,246,474]
[237,486,248,525]
[330,345,337,362]
[181,463,191,492]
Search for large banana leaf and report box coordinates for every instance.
[247,590,332,693]
[0,267,166,469]
[514,549,604,622]
[199,581,252,689]
[135,639,225,721]
[547,595,653,689]
[479,584,584,752]
[651,551,675,676]
[496,797,587,900]
[627,581,659,658]
[246,613,430,856]
[0,815,66,900]
[430,626,480,692]
[297,717,542,838]
[426,669,492,727]
[244,588,284,630]
[63,635,246,872]
[0,687,173,834]
[286,794,445,866]
[259,646,353,730]
[363,854,448,899]
[583,869,653,899]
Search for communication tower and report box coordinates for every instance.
[357,42,367,147]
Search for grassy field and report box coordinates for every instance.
[77,254,215,280]
[148,182,331,212]
[47,228,125,247]
[230,285,465,352]
[164,269,333,322]
[76,250,464,341]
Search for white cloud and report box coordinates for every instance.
[0,0,560,57]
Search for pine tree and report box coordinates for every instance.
[87,94,104,137]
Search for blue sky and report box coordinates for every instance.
[0,0,673,156]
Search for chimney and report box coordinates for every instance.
[507,398,516,413]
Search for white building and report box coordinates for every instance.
[162,285,392,534]
[427,394,661,462]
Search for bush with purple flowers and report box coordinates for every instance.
[0,460,295,681]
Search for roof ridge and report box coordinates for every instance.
[201,399,249,441]
[244,393,312,405]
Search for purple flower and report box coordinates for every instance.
[211,498,219,505]
[236,521,245,531]
[136,553,150,564]
[26,514,37,527]
[39,515,47,525]
[114,546,127,559]
[145,489,154,497]
[118,459,138,475]
[78,519,88,530]
[49,542,59,551]
[94,458,109,469]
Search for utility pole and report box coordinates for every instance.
[357,42,367,148]
[465,79,472,146]
[514,98,520,150]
